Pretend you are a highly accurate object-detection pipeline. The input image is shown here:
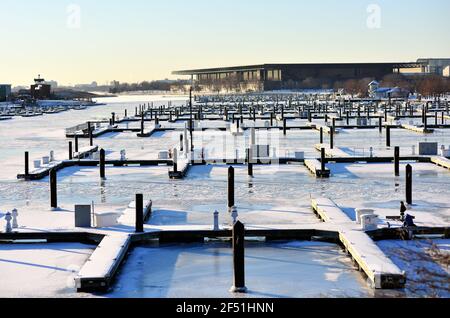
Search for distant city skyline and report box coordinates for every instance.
[1,0,449,86]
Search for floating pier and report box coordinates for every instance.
[430,156,450,170]
[304,159,330,178]
[311,198,406,289]
[401,124,434,134]
[76,234,132,292]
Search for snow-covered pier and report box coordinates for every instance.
[311,198,406,289]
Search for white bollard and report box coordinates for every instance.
[213,210,220,231]
[5,212,12,233]
[231,206,238,224]
[11,209,18,229]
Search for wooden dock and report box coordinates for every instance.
[401,124,434,134]
[118,199,153,226]
[314,144,349,158]
[169,158,191,179]
[76,234,132,292]
[430,156,450,170]
[17,146,99,180]
[311,198,406,289]
[304,159,330,178]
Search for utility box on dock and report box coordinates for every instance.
[418,142,438,156]
[75,205,92,228]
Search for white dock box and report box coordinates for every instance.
[95,212,119,228]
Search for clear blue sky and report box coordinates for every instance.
[1,0,449,86]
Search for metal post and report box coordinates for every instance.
[283,118,287,136]
[320,127,324,144]
[379,116,383,133]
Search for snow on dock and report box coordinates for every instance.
[401,124,434,134]
[17,146,99,180]
[304,159,330,178]
[311,198,406,289]
[75,234,132,292]
[118,199,153,226]
[314,144,350,158]
[430,156,450,170]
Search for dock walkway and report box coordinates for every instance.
[311,198,405,289]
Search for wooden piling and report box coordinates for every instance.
[88,122,93,147]
[321,148,326,172]
[394,147,400,177]
[247,149,253,177]
[24,151,29,176]
[74,135,79,153]
[69,142,73,160]
[386,126,391,148]
[231,221,247,293]
[228,166,235,209]
[135,193,144,233]
[100,149,106,180]
[406,164,412,205]
[50,169,57,210]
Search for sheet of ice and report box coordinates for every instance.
[0,243,95,298]
[110,241,372,298]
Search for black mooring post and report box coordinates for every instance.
[50,169,57,210]
[346,111,350,126]
[231,221,246,293]
[180,134,184,152]
[74,135,79,153]
[379,116,383,133]
[435,111,438,126]
[247,149,253,177]
[283,118,287,136]
[386,126,391,148]
[24,151,29,176]
[99,149,106,179]
[321,148,326,172]
[190,119,194,151]
[68,142,73,160]
[111,112,116,125]
[320,127,324,144]
[141,112,145,135]
[330,126,334,149]
[394,146,400,177]
[88,122,93,147]
[228,166,235,209]
[270,112,274,127]
[135,193,144,233]
[125,109,128,118]
[173,149,178,173]
[406,164,412,205]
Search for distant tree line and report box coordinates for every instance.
[109,80,191,93]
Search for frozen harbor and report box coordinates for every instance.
[0,94,449,298]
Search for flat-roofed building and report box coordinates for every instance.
[173,62,423,92]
